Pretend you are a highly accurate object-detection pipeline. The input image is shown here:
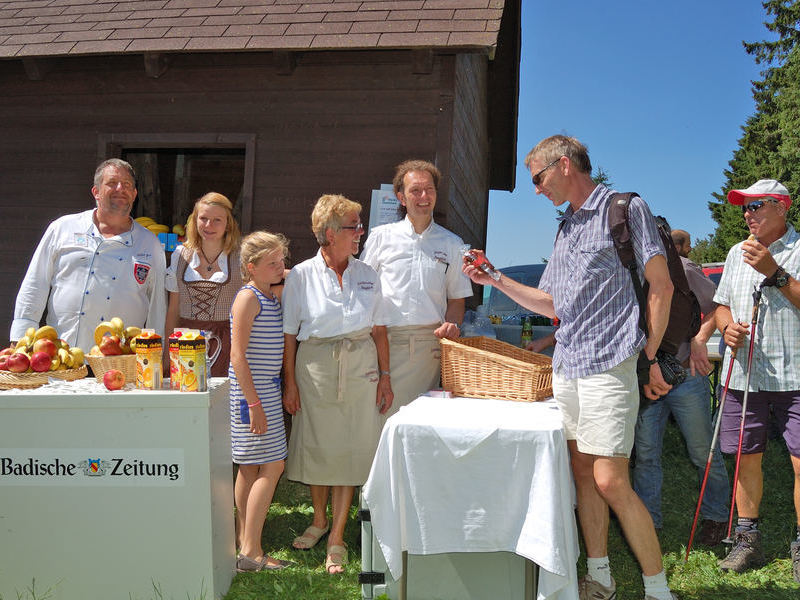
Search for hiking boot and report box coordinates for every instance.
[579,574,616,600]
[718,529,766,573]
[791,540,800,584]
[698,519,727,546]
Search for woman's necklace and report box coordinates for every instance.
[199,246,223,272]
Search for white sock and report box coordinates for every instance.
[642,570,671,600]
[587,556,612,587]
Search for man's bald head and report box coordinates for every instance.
[671,229,691,258]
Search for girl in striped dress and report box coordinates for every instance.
[229,231,292,572]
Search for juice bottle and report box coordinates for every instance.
[461,245,501,281]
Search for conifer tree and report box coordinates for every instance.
[707,0,800,260]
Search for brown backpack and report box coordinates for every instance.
[608,192,702,356]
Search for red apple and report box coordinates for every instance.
[30,351,52,372]
[0,355,8,370]
[103,369,125,390]
[32,338,58,359]
[0,345,14,357]
[6,353,31,373]
[99,335,122,356]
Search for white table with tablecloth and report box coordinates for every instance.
[362,395,579,600]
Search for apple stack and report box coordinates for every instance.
[0,326,87,389]
[85,317,140,385]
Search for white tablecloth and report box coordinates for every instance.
[363,395,579,600]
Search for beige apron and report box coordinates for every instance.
[286,328,381,486]
[382,324,442,421]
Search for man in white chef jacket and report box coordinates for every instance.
[11,158,166,353]
[361,159,473,419]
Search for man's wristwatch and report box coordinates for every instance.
[764,266,790,288]
[774,267,790,288]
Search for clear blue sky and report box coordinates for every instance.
[486,0,772,268]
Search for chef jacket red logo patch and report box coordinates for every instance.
[134,263,151,284]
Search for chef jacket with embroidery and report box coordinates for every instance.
[11,209,167,352]
[360,217,473,327]
[282,250,386,341]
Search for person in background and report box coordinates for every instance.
[165,192,242,377]
[282,194,392,574]
[525,332,556,353]
[464,135,677,600]
[361,159,473,418]
[633,223,730,546]
[229,231,293,572]
[671,229,692,259]
[11,158,166,352]
[713,179,800,582]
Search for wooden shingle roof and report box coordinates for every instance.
[0,0,506,58]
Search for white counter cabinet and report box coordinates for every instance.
[0,378,235,600]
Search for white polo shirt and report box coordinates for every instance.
[11,209,167,352]
[282,250,386,341]
[360,217,473,327]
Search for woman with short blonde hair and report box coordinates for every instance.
[282,194,392,575]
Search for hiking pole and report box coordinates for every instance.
[684,342,737,560]
[722,283,763,545]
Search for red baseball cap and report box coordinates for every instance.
[727,179,791,208]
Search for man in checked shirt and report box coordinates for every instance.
[714,179,800,581]
[464,135,676,600]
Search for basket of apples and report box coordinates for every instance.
[84,318,139,384]
[0,326,87,389]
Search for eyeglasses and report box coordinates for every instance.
[741,198,778,214]
[341,223,364,233]
[531,157,562,186]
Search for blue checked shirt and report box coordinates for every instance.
[714,224,800,392]
[538,185,665,379]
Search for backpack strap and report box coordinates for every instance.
[608,192,649,337]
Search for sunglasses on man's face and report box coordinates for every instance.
[531,157,562,187]
[741,198,778,214]
[341,222,364,232]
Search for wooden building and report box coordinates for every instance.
[0,0,520,344]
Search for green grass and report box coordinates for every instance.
[223,419,800,599]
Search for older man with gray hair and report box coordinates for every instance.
[714,179,800,582]
[11,158,166,353]
[465,135,677,600]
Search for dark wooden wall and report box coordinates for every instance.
[0,48,492,346]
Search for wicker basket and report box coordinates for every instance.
[85,354,137,384]
[0,364,88,390]
[440,336,553,401]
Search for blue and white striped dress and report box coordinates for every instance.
[229,284,287,465]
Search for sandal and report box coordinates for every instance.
[292,523,329,550]
[263,556,295,571]
[236,554,267,572]
[325,544,347,574]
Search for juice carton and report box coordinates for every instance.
[168,328,186,390]
[135,329,163,390]
[178,331,207,392]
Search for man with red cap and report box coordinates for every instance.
[714,179,800,580]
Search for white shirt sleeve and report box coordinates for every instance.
[360,228,380,270]
[282,269,303,336]
[144,238,168,338]
[165,246,182,293]
[10,221,59,340]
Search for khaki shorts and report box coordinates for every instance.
[552,353,639,458]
